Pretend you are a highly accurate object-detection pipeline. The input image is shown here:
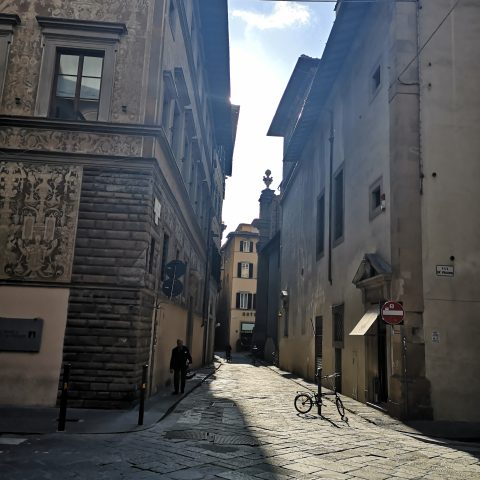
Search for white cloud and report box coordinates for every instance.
[232,2,311,30]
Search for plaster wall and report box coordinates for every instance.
[0,286,69,406]
[218,228,258,351]
[419,0,480,420]
[151,302,203,394]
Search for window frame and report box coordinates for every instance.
[332,304,344,349]
[369,176,383,221]
[0,14,20,101]
[35,17,126,121]
[240,240,253,253]
[240,262,251,279]
[168,0,177,39]
[237,291,253,310]
[332,165,345,247]
[160,233,170,281]
[49,49,105,121]
[316,190,325,260]
[370,62,382,101]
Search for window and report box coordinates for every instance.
[50,51,104,120]
[35,17,126,121]
[168,0,177,38]
[236,292,253,310]
[333,167,344,245]
[283,310,289,337]
[160,233,169,280]
[369,177,383,220]
[162,71,177,137]
[372,65,381,96]
[240,240,253,253]
[332,304,344,348]
[316,192,325,259]
[238,262,253,279]
[0,14,20,100]
[147,237,155,274]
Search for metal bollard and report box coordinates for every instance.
[58,363,71,432]
[316,367,322,417]
[138,364,148,426]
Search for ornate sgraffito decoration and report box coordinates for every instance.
[0,128,142,157]
[0,162,82,282]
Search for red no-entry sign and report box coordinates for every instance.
[381,301,404,325]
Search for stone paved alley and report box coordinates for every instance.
[2,355,480,480]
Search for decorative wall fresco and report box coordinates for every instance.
[0,127,143,157]
[0,161,82,281]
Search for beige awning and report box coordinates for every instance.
[349,308,379,336]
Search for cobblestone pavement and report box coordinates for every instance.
[2,358,480,479]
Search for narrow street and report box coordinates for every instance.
[2,356,479,480]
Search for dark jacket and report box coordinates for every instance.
[170,345,192,370]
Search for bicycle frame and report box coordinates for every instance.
[294,372,346,420]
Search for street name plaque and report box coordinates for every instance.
[0,317,43,352]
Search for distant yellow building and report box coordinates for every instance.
[216,224,259,352]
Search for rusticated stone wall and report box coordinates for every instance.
[63,287,154,409]
[0,0,152,123]
[72,165,152,286]
[62,164,154,407]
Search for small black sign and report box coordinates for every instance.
[162,278,183,298]
[165,260,186,279]
[0,317,43,352]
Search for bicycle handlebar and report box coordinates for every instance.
[315,372,341,379]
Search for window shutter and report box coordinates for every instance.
[240,241,244,252]
[237,263,241,277]
[248,293,253,310]
[249,263,253,278]
[236,292,241,309]
[253,294,256,310]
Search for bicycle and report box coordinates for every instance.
[294,372,346,420]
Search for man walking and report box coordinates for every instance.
[170,339,192,394]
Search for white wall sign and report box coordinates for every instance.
[436,265,454,277]
[432,331,440,343]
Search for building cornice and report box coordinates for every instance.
[0,13,21,26]
[0,115,162,136]
[36,16,127,36]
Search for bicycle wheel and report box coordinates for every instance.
[294,393,313,414]
[335,396,345,419]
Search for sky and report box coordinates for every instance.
[222,0,336,237]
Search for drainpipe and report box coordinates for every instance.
[328,110,334,285]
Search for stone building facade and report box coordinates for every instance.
[269,1,480,421]
[253,57,320,363]
[0,0,236,408]
[216,224,259,353]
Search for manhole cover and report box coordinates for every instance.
[164,430,259,447]
[165,430,211,441]
[210,402,235,407]
[214,434,259,446]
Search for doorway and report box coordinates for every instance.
[377,317,388,403]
